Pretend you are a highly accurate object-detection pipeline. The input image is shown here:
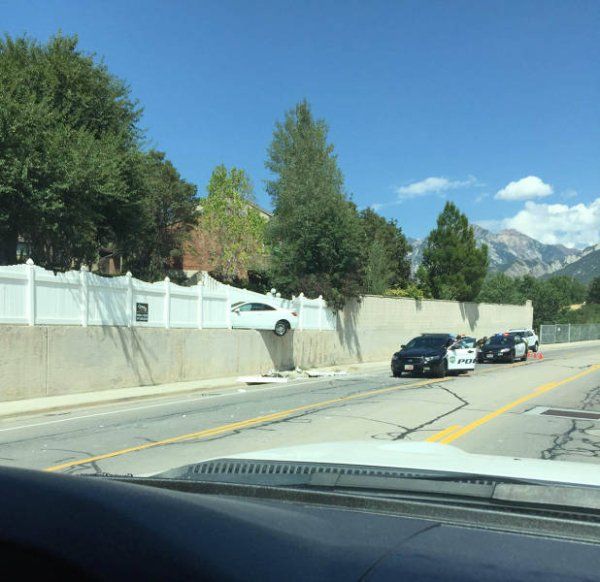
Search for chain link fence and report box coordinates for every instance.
[539,323,600,344]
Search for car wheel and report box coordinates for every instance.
[509,351,516,364]
[520,352,527,362]
[532,342,539,352]
[392,370,402,378]
[274,320,290,337]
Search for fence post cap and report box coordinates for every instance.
[276,292,281,298]
[164,276,170,283]
[80,264,89,272]
[318,295,323,300]
[126,271,133,277]
[299,292,305,298]
[270,288,277,295]
[26,258,34,266]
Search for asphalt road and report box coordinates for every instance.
[0,343,599,476]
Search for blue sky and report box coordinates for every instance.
[2,0,599,247]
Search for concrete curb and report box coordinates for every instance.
[0,360,390,420]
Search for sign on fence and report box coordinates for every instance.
[0,261,336,331]
[135,302,149,323]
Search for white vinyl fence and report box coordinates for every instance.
[0,261,336,331]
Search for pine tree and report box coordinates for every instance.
[419,202,488,301]
[265,101,363,308]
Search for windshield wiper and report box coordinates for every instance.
[96,459,600,512]
[150,458,542,500]
[147,458,600,511]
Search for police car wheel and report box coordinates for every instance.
[532,342,539,352]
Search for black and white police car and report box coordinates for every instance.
[478,332,528,363]
[391,333,477,378]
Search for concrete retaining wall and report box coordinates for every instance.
[0,296,533,402]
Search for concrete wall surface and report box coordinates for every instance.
[0,296,533,402]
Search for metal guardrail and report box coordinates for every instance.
[539,323,600,344]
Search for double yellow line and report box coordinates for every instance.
[45,361,600,473]
[45,376,442,472]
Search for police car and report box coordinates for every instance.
[478,332,528,363]
[508,328,539,352]
[391,333,477,378]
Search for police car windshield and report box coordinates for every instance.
[485,336,514,347]
[405,336,449,349]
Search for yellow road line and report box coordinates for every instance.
[439,364,600,445]
[44,376,444,472]
[426,424,462,443]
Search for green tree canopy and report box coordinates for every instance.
[265,101,363,308]
[0,33,142,268]
[477,272,525,305]
[126,150,198,281]
[188,165,267,284]
[587,276,600,304]
[359,208,411,294]
[418,202,488,301]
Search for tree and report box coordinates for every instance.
[265,101,363,308]
[126,150,197,281]
[384,283,425,300]
[545,275,587,306]
[477,272,525,305]
[359,208,411,294]
[188,165,267,284]
[418,202,488,301]
[587,276,600,304]
[0,33,142,268]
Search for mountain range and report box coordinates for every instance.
[408,226,600,282]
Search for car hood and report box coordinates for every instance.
[206,441,600,487]
[396,347,445,358]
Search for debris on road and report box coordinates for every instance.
[237,376,289,385]
[238,367,349,384]
[306,370,348,378]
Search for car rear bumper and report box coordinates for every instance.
[391,361,439,375]
[478,352,512,362]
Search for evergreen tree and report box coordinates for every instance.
[359,208,411,294]
[265,101,363,308]
[587,276,600,304]
[418,202,488,301]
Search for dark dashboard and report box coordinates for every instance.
[0,466,598,581]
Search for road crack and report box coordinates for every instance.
[370,384,470,441]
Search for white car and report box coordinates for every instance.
[509,328,539,352]
[231,301,299,336]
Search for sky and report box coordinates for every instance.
[2,0,599,248]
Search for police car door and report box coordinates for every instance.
[514,336,527,358]
[447,343,477,371]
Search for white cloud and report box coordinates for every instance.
[495,176,553,201]
[396,175,477,199]
[560,189,578,200]
[478,198,600,249]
